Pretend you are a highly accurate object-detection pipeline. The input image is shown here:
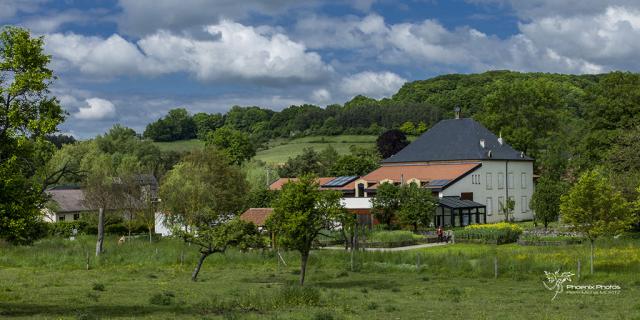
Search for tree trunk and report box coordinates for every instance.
[299,251,309,286]
[191,252,209,282]
[590,239,594,275]
[95,207,104,256]
[149,226,153,243]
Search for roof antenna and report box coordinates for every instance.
[454,106,461,119]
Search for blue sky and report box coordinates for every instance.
[3,0,640,138]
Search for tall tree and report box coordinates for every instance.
[397,183,438,231]
[0,26,66,244]
[531,176,566,229]
[376,129,409,159]
[267,175,346,285]
[371,182,400,229]
[160,148,262,281]
[205,127,256,165]
[560,170,636,274]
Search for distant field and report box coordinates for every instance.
[152,135,378,165]
[255,135,377,164]
[153,139,204,152]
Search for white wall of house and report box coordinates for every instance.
[154,212,172,236]
[341,197,372,209]
[441,160,534,223]
[41,208,83,223]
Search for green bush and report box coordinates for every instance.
[149,291,175,306]
[105,223,128,235]
[49,221,88,237]
[453,223,523,244]
[368,230,423,243]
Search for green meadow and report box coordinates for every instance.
[153,135,378,165]
[1,236,638,319]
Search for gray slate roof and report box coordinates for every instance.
[46,188,90,213]
[383,118,533,163]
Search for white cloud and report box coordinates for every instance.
[45,20,332,82]
[518,6,640,70]
[295,11,634,74]
[340,71,406,99]
[74,98,116,120]
[21,10,89,33]
[311,88,332,103]
[0,0,46,20]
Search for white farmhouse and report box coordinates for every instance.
[353,116,534,226]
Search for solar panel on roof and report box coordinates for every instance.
[427,179,450,187]
[322,176,358,187]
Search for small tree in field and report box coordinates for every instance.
[560,170,636,274]
[499,197,515,222]
[160,148,263,281]
[531,176,566,229]
[371,182,400,229]
[397,183,438,231]
[267,175,345,285]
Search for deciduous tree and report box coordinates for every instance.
[397,183,438,231]
[160,148,263,281]
[267,175,346,285]
[0,26,65,244]
[371,182,400,229]
[560,169,636,274]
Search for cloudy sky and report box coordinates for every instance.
[3,0,640,138]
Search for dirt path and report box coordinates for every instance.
[321,242,451,252]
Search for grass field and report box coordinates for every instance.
[152,135,378,165]
[153,139,204,153]
[254,135,377,165]
[1,236,639,319]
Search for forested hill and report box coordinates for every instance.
[143,70,640,189]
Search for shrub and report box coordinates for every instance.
[454,223,523,244]
[105,223,128,235]
[149,291,175,306]
[49,221,88,237]
[368,230,423,243]
[92,283,105,291]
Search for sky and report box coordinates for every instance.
[3,0,640,138]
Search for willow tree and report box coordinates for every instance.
[160,148,263,281]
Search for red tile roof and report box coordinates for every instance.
[269,177,356,191]
[362,162,480,185]
[240,208,273,226]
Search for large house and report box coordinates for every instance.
[268,116,535,228]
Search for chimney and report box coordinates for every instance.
[454,106,461,119]
[497,131,503,146]
[480,139,485,149]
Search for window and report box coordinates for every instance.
[486,197,493,216]
[521,172,527,189]
[73,213,80,220]
[498,196,504,210]
[461,192,474,201]
[357,183,365,197]
[497,173,504,189]
[58,215,65,222]
[521,196,528,213]
[507,173,514,189]
[471,174,481,185]
[486,173,492,190]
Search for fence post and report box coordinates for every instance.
[416,253,421,270]
[180,250,184,266]
[494,256,498,279]
[577,259,581,280]
[85,251,89,270]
